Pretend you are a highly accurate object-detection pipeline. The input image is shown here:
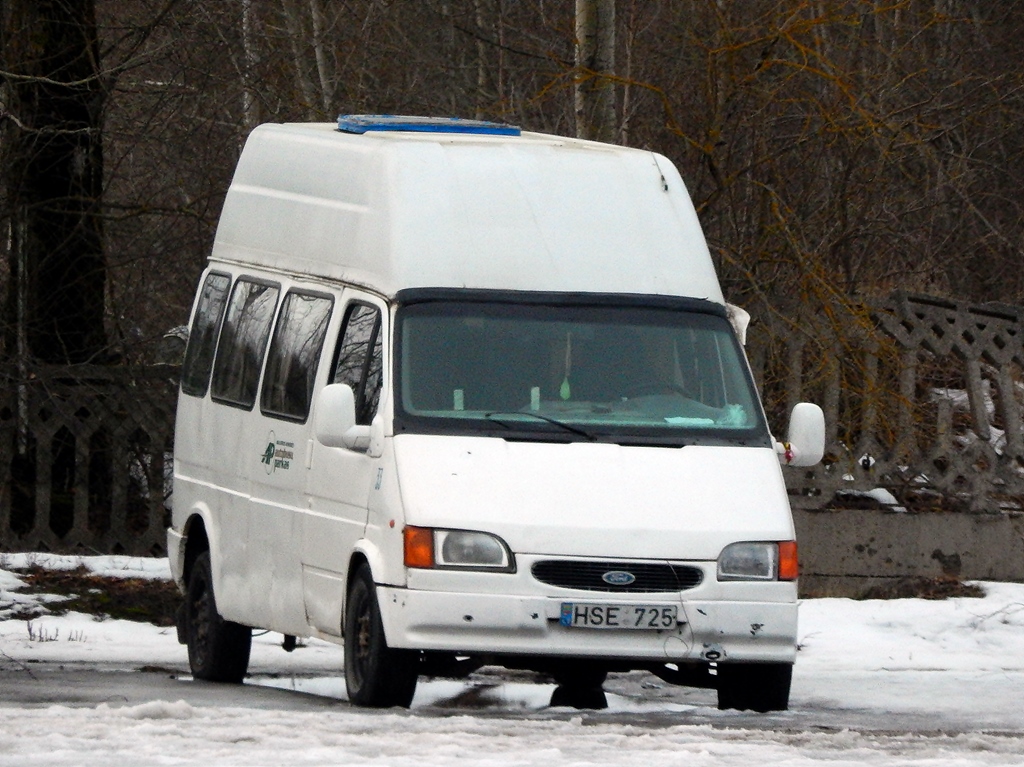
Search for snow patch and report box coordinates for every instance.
[113,699,196,720]
[3,557,1024,764]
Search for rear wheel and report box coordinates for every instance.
[551,662,608,690]
[344,563,419,707]
[185,551,252,683]
[716,662,792,712]
[549,661,609,709]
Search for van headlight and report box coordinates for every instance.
[404,526,515,572]
[717,541,798,581]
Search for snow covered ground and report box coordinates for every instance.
[1,553,1023,766]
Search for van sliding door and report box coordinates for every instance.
[243,288,334,634]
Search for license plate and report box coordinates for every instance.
[559,602,678,629]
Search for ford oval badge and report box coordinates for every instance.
[602,570,636,586]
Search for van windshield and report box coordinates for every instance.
[394,293,771,447]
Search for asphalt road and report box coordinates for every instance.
[3,660,1021,737]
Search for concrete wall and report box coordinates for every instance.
[794,509,1024,597]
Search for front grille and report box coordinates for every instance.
[531,560,704,593]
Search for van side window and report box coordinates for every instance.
[211,278,281,409]
[331,303,383,425]
[260,292,333,422]
[180,272,231,397]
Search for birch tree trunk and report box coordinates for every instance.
[574,0,616,142]
[474,0,489,120]
[309,0,336,115]
[279,0,321,119]
[241,0,261,132]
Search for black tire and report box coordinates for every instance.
[551,662,608,690]
[185,551,252,683]
[716,662,792,712]
[550,684,609,709]
[344,563,419,708]
[548,661,608,709]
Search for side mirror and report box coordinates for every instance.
[726,303,750,346]
[776,402,825,467]
[315,383,371,451]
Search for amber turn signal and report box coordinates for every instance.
[778,540,799,581]
[404,526,435,568]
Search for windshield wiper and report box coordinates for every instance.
[485,411,594,440]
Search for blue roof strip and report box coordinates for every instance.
[337,114,521,136]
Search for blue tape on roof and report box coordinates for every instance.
[337,114,521,136]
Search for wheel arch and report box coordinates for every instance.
[343,540,390,635]
[348,539,391,588]
[343,551,370,637]
[182,508,213,586]
[346,551,370,591]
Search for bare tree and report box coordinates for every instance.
[7,0,1024,371]
[1,0,109,363]
[574,0,616,142]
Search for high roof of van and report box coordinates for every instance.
[210,120,723,304]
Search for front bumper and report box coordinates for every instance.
[376,566,797,664]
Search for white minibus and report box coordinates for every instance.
[169,116,824,712]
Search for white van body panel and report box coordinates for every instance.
[392,435,792,560]
[171,120,811,701]
[212,123,723,302]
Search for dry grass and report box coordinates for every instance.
[14,566,181,626]
[856,577,985,601]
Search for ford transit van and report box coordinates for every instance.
[168,115,824,712]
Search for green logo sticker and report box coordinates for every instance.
[260,431,295,474]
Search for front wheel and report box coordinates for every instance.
[185,551,252,683]
[344,563,419,708]
[716,662,792,712]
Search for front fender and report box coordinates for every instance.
[350,538,390,591]
[176,503,221,588]
[166,526,187,592]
